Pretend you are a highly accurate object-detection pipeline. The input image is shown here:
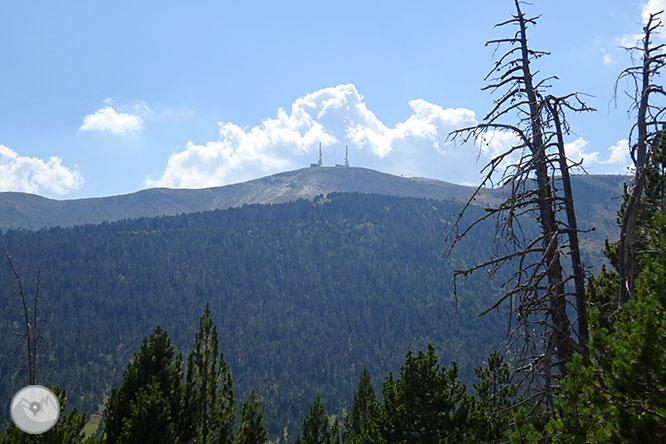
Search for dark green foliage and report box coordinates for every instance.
[469,351,518,442]
[294,396,340,444]
[546,355,612,443]
[342,368,381,444]
[234,390,267,444]
[507,408,540,444]
[186,303,236,444]
[545,133,666,442]
[102,326,184,443]
[379,344,471,444]
[117,383,176,444]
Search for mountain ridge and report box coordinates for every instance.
[0,166,627,232]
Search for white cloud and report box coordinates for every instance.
[564,137,631,174]
[147,84,482,188]
[80,106,143,135]
[600,48,615,65]
[643,0,666,23]
[0,145,83,196]
[613,0,666,52]
[604,139,631,172]
[618,32,644,49]
[611,1,666,64]
[565,138,600,165]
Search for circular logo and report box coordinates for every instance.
[10,385,60,434]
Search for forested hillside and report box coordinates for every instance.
[0,193,513,437]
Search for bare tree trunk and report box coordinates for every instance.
[3,250,42,385]
[619,43,651,306]
[617,13,666,307]
[515,0,571,375]
[546,96,590,363]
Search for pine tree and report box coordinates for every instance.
[342,367,381,444]
[233,390,267,444]
[470,351,518,442]
[186,303,235,444]
[103,326,184,444]
[507,408,541,444]
[117,383,177,444]
[380,344,469,444]
[294,396,340,444]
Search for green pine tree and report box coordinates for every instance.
[186,303,235,444]
[294,396,340,444]
[342,367,382,444]
[117,383,177,444]
[469,351,518,443]
[380,344,470,444]
[507,408,541,444]
[102,326,184,444]
[233,390,267,444]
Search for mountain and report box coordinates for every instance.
[0,167,631,267]
[0,167,628,234]
[0,167,516,231]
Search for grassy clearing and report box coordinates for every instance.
[83,402,105,438]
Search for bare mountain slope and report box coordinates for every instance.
[0,166,626,232]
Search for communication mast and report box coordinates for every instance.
[310,142,323,167]
[336,145,351,168]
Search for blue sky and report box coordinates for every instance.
[0,0,660,198]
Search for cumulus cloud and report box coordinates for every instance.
[0,145,83,196]
[147,84,483,188]
[80,106,143,135]
[609,1,665,68]
[604,139,631,172]
[564,138,631,174]
[613,0,665,52]
[643,0,666,23]
[147,84,632,191]
[565,138,600,165]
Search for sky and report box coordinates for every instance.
[0,0,663,199]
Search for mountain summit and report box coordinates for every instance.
[0,166,625,232]
[0,167,484,231]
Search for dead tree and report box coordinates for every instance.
[447,0,592,408]
[616,12,666,307]
[3,249,44,385]
[543,94,592,363]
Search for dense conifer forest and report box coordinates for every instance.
[0,193,511,439]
